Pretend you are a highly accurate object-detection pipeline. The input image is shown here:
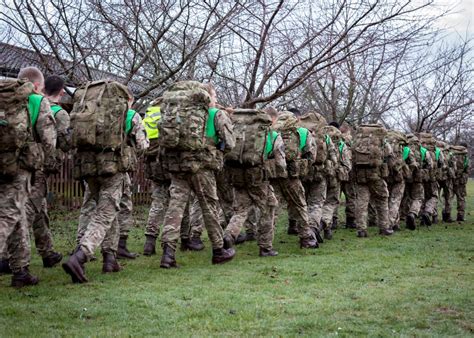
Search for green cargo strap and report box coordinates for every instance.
[125,109,136,135]
[325,134,330,145]
[206,108,219,144]
[338,140,345,155]
[297,127,309,151]
[435,147,441,162]
[28,94,43,128]
[50,104,63,118]
[402,146,411,162]
[464,155,469,169]
[420,146,427,163]
[265,130,279,159]
[143,106,161,139]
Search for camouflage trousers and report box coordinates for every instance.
[452,175,468,217]
[77,173,124,258]
[321,176,340,228]
[355,174,390,231]
[340,178,357,220]
[0,170,32,272]
[438,179,453,214]
[161,170,224,250]
[388,180,405,228]
[144,180,170,238]
[224,180,277,250]
[273,178,315,240]
[401,182,424,217]
[244,207,260,236]
[421,181,439,216]
[24,170,56,258]
[303,178,327,230]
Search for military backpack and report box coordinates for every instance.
[353,124,387,167]
[273,112,301,162]
[298,112,327,165]
[450,145,469,177]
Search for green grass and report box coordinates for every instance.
[1,182,473,337]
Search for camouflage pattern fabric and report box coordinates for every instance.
[144,181,171,238]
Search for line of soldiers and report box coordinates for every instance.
[0,70,470,288]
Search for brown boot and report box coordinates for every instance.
[102,252,122,273]
[117,236,139,259]
[212,247,235,265]
[62,247,88,283]
[287,219,298,235]
[11,267,39,288]
[379,228,394,236]
[160,244,178,269]
[259,247,278,257]
[42,252,63,268]
[0,259,12,275]
[300,237,318,249]
[357,229,368,238]
[143,235,157,256]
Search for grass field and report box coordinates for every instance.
[0,182,473,336]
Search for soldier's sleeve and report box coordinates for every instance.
[303,132,317,163]
[35,97,57,158]
[216,110,235,151]
[341,144,352,171]
[131,113,149,151]
[273,134,287,175]
[55,109,71,152]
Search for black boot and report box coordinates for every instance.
[421,213,432,226]
[432,214,438,224]
[442,212,454,223]
[406,213,416,230]
[183,237,205,251]
[11,267,39,288]
[42,252,63,268]
[457,214,465,222]
[0,259,12,275]
[345,216,357,229]
[62,247,88,283]
[392,224,401,231]
[245,232,256,241]
[117,236,139,259]
[102,252,122,273]
[160,244,178,269]
[212,247,235,265]
[331,216,338,230]
[311,226,324,244]
[143,235,157,256]
[259,247,278,257]
[223,235,234,249]
[324,228,333,240]
[287,219,298,235]
[300,237,319,249]
[234,233,247,245]
[357,229,368,238]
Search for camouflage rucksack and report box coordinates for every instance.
[158,81,211,151]
[353,124,387,167]
[386,130,409,181]
[418,132,436,152]
[450,145,469,177]
[0,79,44,178]
[70,80,130,151]
[299,113,328,165]
[273,112,301,162]
[225,109,272,167]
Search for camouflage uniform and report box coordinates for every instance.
[224,134,285,251]
[144,180,171,238]
[161,109,235,251]
[451,145,470,220]
[0,96,56,272]
[421,148,443,219]
[438,145,456,220]
[25,105,70,259]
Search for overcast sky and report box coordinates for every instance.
[434,0,473,38]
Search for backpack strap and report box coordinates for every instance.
[402,146,411,162]
[464,154,470,169]
[435,147,441,162]
[28,93,44,129]
[125,109,136,135]
[50,104,63,118]
[264,131,278,159]
[297,127,309,152]
[420,146,427,163]
[338,140,345,155]
[206,108,219,144]
[324,134,330,146]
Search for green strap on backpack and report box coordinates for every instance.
[420,146,427,163]
[125,109,136,135]
[435,147,441,162]
[28,94,43,128]
[464,155,469,169]
[50,104,63,117]
[206,108,219,144]
[338,140,345,155]
[402,146,411,162]
[325,134,330,146]
[265,131,279,159]
[297,127,308,152]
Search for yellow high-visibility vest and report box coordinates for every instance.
[142,106,161,139]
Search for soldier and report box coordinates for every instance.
[403,134,431,230]
[352,124,394,237]
[271,110,319,249]
[0,67,56,287]
[320,122,352,238]
[450,143,470,222]
[62,81,142,283]
[158,82,236,268]
[222,107,282,256]
[339,126,357,229]
[437,141,455,223]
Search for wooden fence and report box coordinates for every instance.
[47,156,152,210]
